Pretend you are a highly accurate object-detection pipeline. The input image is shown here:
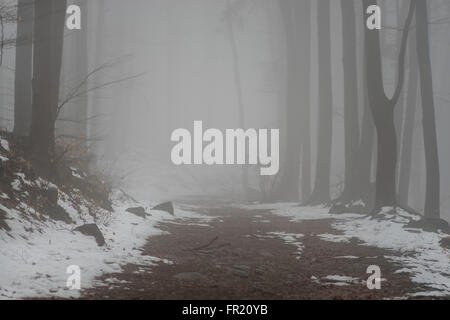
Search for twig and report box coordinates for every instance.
[183,236,219,252]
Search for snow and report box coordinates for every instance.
[0,189,210,299]
[239,203,360,221]
[256,231,304,259]
[311,274,362,287]
[11,179,21,191]
[0,156,8,162]
[318,233,351,243]
[1,137,10,151]
[324,275,360,283]
[267,204,450,297]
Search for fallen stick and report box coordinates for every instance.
[183,236,219,252]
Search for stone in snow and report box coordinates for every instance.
[126,207,150,219]
[151,201,174,215]
[74,224,106,246]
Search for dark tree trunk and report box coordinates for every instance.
[398,27,418,206]
[394,0,409,178]
[73,0,88,147]
[415,1,440,219]
[298,0,311,202]
[357,81,375,203]
[308,0,332,205]
[13,0,34,136]
[339,0,360,202]
[277,0,310,202]
[363,0,415,213]
[278,0,300,202]
[29,0,67,176]
[226,0,248,197]
[354,1,375,207]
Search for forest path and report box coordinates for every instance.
[81,205,427,300]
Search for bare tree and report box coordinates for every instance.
[276,0,310,202]
[415,0,440,220]
[308,0,333,205]
[398,21,418,206]
[29,0,67,176]
[335,0,360,205]
[13,0,33,136]
[362,0,415,213]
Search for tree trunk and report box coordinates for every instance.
[415,1,440,219]
[72,0,88,147]
[363,0,415,213]
[226,0,248,197]
[308,0,332,205]
[355,1,375,207]
[398,26,418,206]
[339,0,360,202]
[298,1,311,203]
[394,0,409,179]
[277,0,310,202]
[29,0,67,176]
[13,0,34,136]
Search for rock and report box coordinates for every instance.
[440,238,450,250]
[74,224,105,246]
[173,272,207,281]
[48,205,72,224]
[151,201,174,215]
[126,207,150,219]
[406,218,450,234]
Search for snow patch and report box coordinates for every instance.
[1,138,10,151]
[0,190,207,299]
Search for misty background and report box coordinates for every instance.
[0,0,449,221]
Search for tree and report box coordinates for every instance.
[277,0,310,202]
[415,0,440,220]
[308,0,332,205]
[336,0,360,203]
[297,0,311,203]
[29,0,67,176]
[13,0,33,136]
[362,0,415,213]
[58,0,88,148]
[225,0,248,197]
[398,22,418,206]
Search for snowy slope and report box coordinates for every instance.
[0,189,209,299]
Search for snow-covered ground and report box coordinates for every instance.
[241,203,450,298]
[0,190,210,299]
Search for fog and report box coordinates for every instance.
[1,0,450,220]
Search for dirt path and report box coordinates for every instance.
[81,205,429,300]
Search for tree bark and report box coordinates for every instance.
[339,0,360,202]
[13,0,34,136]
[398,26,418,206]
[29,0,67,175]
[308,0,332,205]
[277,0,310,202]
[297,1,311,203]
[415,1,440,219]
[226,0,248,197]
[363,0,415,212]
